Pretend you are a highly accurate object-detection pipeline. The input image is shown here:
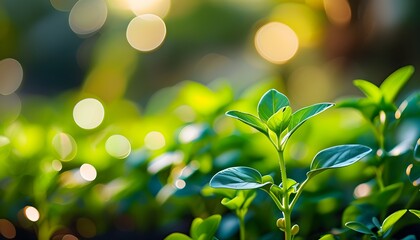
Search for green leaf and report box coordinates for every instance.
[354,79,383,102]
[319,234,336,240]
[210,167,270,190]
[165,233,192,240]
[226,111,267,135]
[267,106,291,136]
[337,98,379,121]
[414,139,420,161]
[380,65,414,103]
[257,89,289,122]
[221,195,244,210]
[307,144,372,178]
[191,215,221,240]
[409,209,420,219]
[282,103,334,146]
[379,209,407,235]
[397,92,420,119]
[345,221,374,235]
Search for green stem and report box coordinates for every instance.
[237,209,246,240]
[278,150,292,240]
[289,178,310,210]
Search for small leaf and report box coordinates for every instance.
[282,103,334,146]
[345,221,374,235]
[319,234,336,240]
[221,195,244,210]
[409,209,420,219]
[210,167,270,190]
[307,144,372,178]
[279,178,298,194]
[226,111,267,135]
[380,209,407,235]
[372,217,381,229]
[165,233,192,240]
[257,89,289,122]
[267,106,292,136]
[192,215,221,240]
[354,79,383,102]
[380,65,414,103]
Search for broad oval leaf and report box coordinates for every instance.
[380,65,414,103]
[267,106,292,135]
[210,167,270,190]
[345,221,374,235]
[192,214,221,240]
[282,103,334,146]
[226,110,267,135]
[354,79,382,102]
[380,209,407,235]
[164,233,192,240]
[257,89,289,122]
[307,144,372,178]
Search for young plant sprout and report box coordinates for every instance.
[210,89,372,240]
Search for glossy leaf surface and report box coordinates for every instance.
[354,79,382,102]
[267,106,291,135]
[191,215,221,240]
[226,110,267,135]
[380,65,414,102]
[257,89,289,122]
[210,167,270,190]
[345,221,373,234]
[380,209,407,235]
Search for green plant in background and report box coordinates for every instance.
[209,89,372,240]
[165,214,221,240]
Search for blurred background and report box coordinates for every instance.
[0,0,419,239]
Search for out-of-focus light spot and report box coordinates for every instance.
[126,14,166,52]
[24,206,40,222]
[59,170,86,187]
[50,0,77,12]
[62,234,79,240]
[80,163,97,181]
[52,160,63,171]
[128,0,171,18]
[105,134,131,159]
[324,0,351,26]
[0,136,10,148]
[379,111,386,124]
[255,22,299,64]
[174,179,186,189]
[76,218,96,238]
[97,179,126,201]
[174,105,196,122]
[69,0,108,35]
[395,100,408,119]
[144,131,166,150]
[156,185,176,204]
[0,219,16,239]
[406,164,420,186]
[52,133,77,161]
[317,198,337,213]
[0,94,21,123]
[148,151,184,174]
[0,58,23,95]
[354,183,372,198]
[179,125,202,144]
[73,98,105,130]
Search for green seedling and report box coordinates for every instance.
[165,214,221,240]
[209,89,372,240]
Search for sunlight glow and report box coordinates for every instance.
[80,163,97,181]
[174,179,186,189]
[105,134,131,159]
[73,98,105,129]
[126,14,166,52]
[147,151,184,174]
[69,0,108,35]
[144,131,166,150]
[128,0,171,18]
[255,22,299,64]
[24,206,40,222]
[52,160,63,171]
[179,125,202,144]
[0,58,23,95]
[52,132,77,161]
[354,183,372,198]
[174,105,196,122]
[0,219,16,239]
[50,0,77,12]
[324,0,351,26]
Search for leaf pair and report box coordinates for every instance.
[227,89,333,149]
[210,145,371,190]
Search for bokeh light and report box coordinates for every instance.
[255,22,299,64]
[174,105,196,122]
[0,58,23,95]
[105,134,131,159]
[80,163,97,181]
[178,125,202,144]
[128,0,171,18]
[52,160,63,171]
[0,94,21,123]
[76,218,96,238]
[52,132,77,161]
[144,131,166,150]
[0,219,16,239]
[354,183,372,198]
[73,98,105,130]
[24,206,40,222]
[62,234,79,240]
[50,0,78,12]
[126,14,166,52]
[324,0,352,26]
[69,0,108,35]
[174,179,186,189]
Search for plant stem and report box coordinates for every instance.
[237,209,246,240]
[289,178,309,210]
[278,150,292,240]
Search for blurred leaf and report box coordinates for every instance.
[414,139,420,161]
[372,217,381,229]
[226,111,267,135]
[398,92,420,119]
[210,167,270,190]
[409,209,420,219]
[406,163,420,186]
[283,103,334,146]
[257,89,289,122]
[267,106,291,136]
[380,65,414,103]
[337,98,378,120]
[354,79,382,102]
[319,234,337,240]
[345,221,374,235]
[307,145,372,178]
[165,233,192,240]
[379,209,407,236]
[191,215,221,240]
